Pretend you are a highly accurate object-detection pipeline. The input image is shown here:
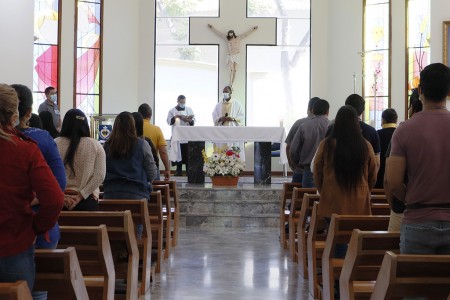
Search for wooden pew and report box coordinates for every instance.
[288,187,317,262]
[371,251,450,299]
[340,230,400,300]
[153,184,172,259]
[371,188,385,196]
[297,193,321,279]
[0,281,32,300]
[370,194,388,204]
[149,191,164,274]
[34,247,89,300]
[307,201,328,299]
[322,214,390,300]
[98,199,152,295]
[153,180,180,247]
[58,225,115,300]
[280,182,302,249]
[59,211,139,300]
[370,203,391,215]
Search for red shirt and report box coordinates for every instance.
[0,129,64,257]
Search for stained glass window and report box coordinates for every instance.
[407,0,430,113]
[247,0,310,130]
[75,0,102,116]
[155,0,219,139]
[33,0,60,113]
[363,0,390,129]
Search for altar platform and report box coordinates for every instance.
[175,175,291,228]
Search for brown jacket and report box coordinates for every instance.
[313,139,377,218]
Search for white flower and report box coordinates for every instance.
[202,146,245,177]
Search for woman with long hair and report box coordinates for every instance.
[103,112,156,200]
[0,84,63,293]
[314,105,377,218]
[39,110,59,138]
[56,109,106,211]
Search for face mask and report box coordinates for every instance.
[223,93,230,100]
[178,103,185,109]
[50,94,57,103]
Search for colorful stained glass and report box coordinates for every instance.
[33,0,60,113]
[363,0,390,129]
[75,0,102,116]
[407,0,430,94]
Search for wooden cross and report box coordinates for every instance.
[189,0,276,121]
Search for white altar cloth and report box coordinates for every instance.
[169,126,288,164]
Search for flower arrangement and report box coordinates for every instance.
[202,146,245,177]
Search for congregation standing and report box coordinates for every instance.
[0,62,449,298]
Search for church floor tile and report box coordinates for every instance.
[142,227,311,300]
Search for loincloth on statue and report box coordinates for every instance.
[226,54,240,65]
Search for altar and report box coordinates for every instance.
[169,126,287,184]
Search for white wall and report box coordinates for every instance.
[137,0,156,106]
[102,1,140,113]
[0,0,34,87]
[59,0,75,116]
[311,0,363,119]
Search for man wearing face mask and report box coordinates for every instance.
[212,86,244,127]
[167,95,195,176]
[38,86,61,131]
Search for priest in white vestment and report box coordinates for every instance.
[212,86,245,159]
[167,95,195,176]
[212,86,244,126]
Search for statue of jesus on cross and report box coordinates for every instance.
[208,24,258,86]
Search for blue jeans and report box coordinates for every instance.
[0,245,35,292]
[292,171,303,184]
[302,166,315,188]
[400,220,450,254]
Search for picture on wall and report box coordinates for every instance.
[444,21,450,66]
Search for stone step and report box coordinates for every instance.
[178,185,282,227]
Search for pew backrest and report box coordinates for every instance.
[297,193,321,278]
[321,214,390,300]
[59,211,139,300]
[339,230,400,300]
[280,182,302,249]
[58,225,115,300]
[0,281,32,300]
[34,247,89,300]
[370,251,450,299]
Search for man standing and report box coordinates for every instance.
[285,97,320,183]
[290,99,330,188]
[374,108,397,188]
[138,103,170,181]
[387,63,450,255]
[167,95,195,176]
[38,86,61,131]
[212,86,244,126]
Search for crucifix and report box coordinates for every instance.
[189,0,276,117]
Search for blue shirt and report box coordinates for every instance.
[21,127,66,249]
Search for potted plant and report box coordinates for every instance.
[202,146,245,186]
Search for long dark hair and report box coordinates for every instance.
[59,109,90,175]
[105,111,138,158]
[325,105,368,193]
[11,84,33,119]
[39,111,59,138]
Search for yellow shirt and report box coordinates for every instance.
[143,119,167,148]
